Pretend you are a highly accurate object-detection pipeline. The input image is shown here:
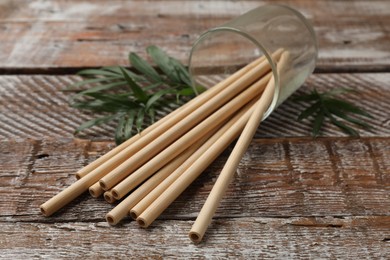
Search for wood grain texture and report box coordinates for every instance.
[0,217,389,258]
[0,73,389,140]
[0,138,389,257]
[0,137,388,222]
[0,0,389,71]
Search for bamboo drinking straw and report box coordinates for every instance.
[107,72,272,199]
[135,94,265,228]
[106,144,201,225]
[104,190,116,204]
[109,111,230,200]
[99,55,278,190]
[189,51,290,243]
[99,57,276,191]
[76,103,185,179]
[39,53,274,217]
[97,58,270,190]
[40,169,109,216]
[76,53,271,180]
[129,98,256,220]
[89,182,104,198]
[106,125,220,225]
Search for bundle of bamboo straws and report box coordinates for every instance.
[40,49,289,243]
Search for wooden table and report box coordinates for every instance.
[1,1,389,258]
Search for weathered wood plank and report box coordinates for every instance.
[0,137,388,223]
[0,0,389,71]
[0,73,390,140]
[0,217,389,258]
[0,73,389,140]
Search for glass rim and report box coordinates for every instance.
[188,27,280,120]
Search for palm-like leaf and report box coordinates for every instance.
[67,46,203,144]
[295,88,373,137]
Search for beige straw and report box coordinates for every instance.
[104,190,116,204]
[108,72,272,199]
[189,51,290,243]
[76,104,183,179]
[40,172,108,216]
[110,113,229,200]
[75,54,271,180]
[89,182,104,198]
[39,50,282,217]
[129,98,256,220]
[99,57,276,191]
[106,126,219,225]
[135,82,269,228]
[39,54,269,217]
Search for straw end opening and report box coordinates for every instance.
[106,214,116,225]
[99,180,108,191]
[137,217,148,228]
[189,231,202,243]
[40,205,49,217]
[129,210,138,220]
[111,190,120,200]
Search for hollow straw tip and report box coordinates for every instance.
[136,217,149,228]
[39,205,50,217]
[105,213,118,226]
[104,192,116,204]
[89,187,100,198]
[129,210,138,220]
[189,231,203,243]
[99,180,109,191]
[111,189,120,200]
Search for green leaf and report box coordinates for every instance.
[295,87,372,137]
[71,100,124,113]
[176,87,196,102]
[147,45,181,83]
[77,69,120,77]
[148,107,156,123]
[100,66,123,75]
[129,52,162,83]
[85,92,135,105]
[124,111,135,140]
[136,109,145,132]
[74,114,120,135]
[328,108,372,129]
[120,67,149,103]
[68,46,199,140]
[177,87,196,96]
[169,58,192,86]
[103,66,145,82]
[115,115,127,144]
[85,92,123,99]
[312,112,325,137]
[329,115,359,136]
[145,88,175,111]
[323,98,373,118]
[71,92,140,112]
[144,82,163,91]
[75,81,126,97]
[66,76,122,90]
[297,101,321,121]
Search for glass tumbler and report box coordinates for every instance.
[188,4,318,119]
